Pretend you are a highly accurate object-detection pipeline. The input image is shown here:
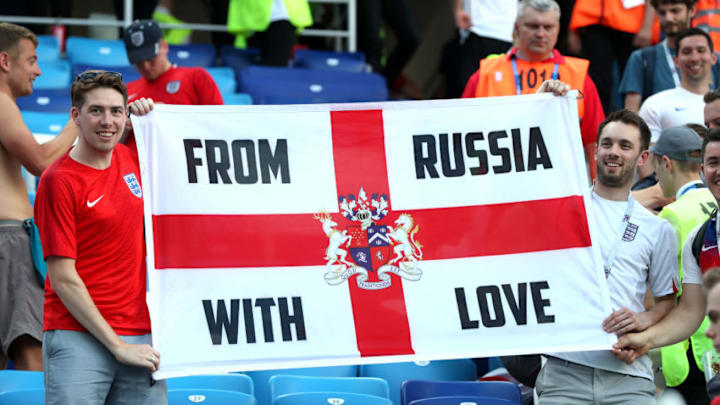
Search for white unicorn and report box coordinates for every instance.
[314,211,354,271]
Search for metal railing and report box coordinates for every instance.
[0,0,357,51]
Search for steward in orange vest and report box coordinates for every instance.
[695,0,720,49]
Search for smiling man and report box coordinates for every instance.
[33,71,166,404]
[640,28,717,142]
[0,22,78,371]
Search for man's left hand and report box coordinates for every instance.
[129,98,154,116]
[603,307,651,335]
[537,80,571,96]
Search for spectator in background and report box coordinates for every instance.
[695,1,720,52]
[447,0,517,98]
[619,0,702,112]
[226,0,313,67]
[0,22,78,372]
[357,0,420,94]
[639,28,716,143]
[706,89,720,129]
[568,0,657,113]
[462,0,604,178]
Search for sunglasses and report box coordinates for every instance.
[73,71,123,83]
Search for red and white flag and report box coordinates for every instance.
[132,93,614,379]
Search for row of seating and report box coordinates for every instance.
[0,369,522,405]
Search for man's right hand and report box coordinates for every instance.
[454,8,472,30]
[113,342,161,372]
[612,332,652,364]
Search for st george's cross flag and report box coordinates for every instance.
[132,93,614,379]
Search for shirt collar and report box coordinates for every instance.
[676,179,705,200]
[506,47,565,64]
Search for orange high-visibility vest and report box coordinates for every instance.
[475,51,590,121]
[570,0,660,40]
[695,0,720,51]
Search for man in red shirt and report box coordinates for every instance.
[34,71,165,404]
[122,20,224,106]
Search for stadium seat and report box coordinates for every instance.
[21,111,68,135]
[408,396,519,405]
[220,46,261,71]
[206,67,236,95]
[65,37,129,66]
[244,366,357,405]
[360,360,477,405]
[35,59,71,89]
[0,388,44,405]
[71,64,141,84]
[168,44,216,67]
[274,392,392,405]
[401,380,522,405]
[293,49,367,73]
[168,388,256,405]
[269,375,389,404]
[166,374,254,395]
[36,35,60,61]
[17,88,71,113]
[0,370,43,395]
[237,66,388,104]
[223,93,253,105]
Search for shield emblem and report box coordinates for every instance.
[123,173,142,198]
[348,224,391,271]
[166,80,181,94]
[131,31,144,47]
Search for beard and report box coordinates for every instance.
[596,157,638,188]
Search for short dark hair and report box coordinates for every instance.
[706,89,720,104]
[596,109,651,152]
[702,128,720,160]
[0,23,38,57]
[686,123,708,139]
[676,27,714,53]
[649,0,697,9]
[71,70,128,109]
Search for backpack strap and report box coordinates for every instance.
[693,214,716,265]
[641,46,656,101]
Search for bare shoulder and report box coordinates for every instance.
[0,92,31,144]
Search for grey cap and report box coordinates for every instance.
[123,20,162,64]
[649,126,703,162]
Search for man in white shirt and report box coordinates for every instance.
[536,109,677,404]
[640,28,717,142]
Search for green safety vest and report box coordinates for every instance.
[659,187,717,387]
[152,12,192,45]
[227,0,313,49]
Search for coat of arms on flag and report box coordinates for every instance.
[314,187,423,290]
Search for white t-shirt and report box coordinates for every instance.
[638,86,705,143]
[465,0,517,43]
[551,192,678,380]
[682,220,711,285]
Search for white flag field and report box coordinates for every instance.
[132,93,614,379]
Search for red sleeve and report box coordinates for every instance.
[461,71,480,98]
[580,74,605,146]
[35,165,77,260]
[195,68,225,105]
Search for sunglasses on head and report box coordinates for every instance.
[73,71,123,83]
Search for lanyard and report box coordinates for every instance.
[676,181,704,199]
[601,192,635,279]
[511,57,559,96]
[663,40,681,87]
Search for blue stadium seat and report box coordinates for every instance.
[409,396,519,405]
[237,66,388,104]
[223,93,253,105]
[66,37,129,66]
[360,360,477,405]
[21,111,68,135]
[166,374,253,395]
[0,388,44,405]
[293,49,367,73]
[220,46,261,71]
[36,35,60,61]
[168,44,216,67]
[206,67,236,95]
[269,375,389,404]
[168,388,255,405]
[401,380,522,405]
[17,88,71,113]
[35,59,71,89]
[275,392,392,405]
[71,64,141,84]
[0,370,44,395]
[244,365,357,405]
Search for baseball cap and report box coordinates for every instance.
[649,126,703,162]
[123,20,162,64]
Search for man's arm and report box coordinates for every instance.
[602,295,675,335]
[624,93,642,112]
[0,94,77,176]
[46,256,160,371]
[633,0,656,48]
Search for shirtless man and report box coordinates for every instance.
[0,22,78,370]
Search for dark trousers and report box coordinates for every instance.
[580,25,635,114]
[448,33,512,98]
[673,345,710,405]
[247,20,295,67]
[357,0,420,87]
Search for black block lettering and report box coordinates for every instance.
[255,298,276,342]
[205,140,232,184]
[502,283,527,325]
[488,131,511,174]
[439,133,465,177]
[231,140,259,184]
[183,139,203,183]
[202,299,239,345]
[278,297,307,341]
[413,135,439,179]
[531,281,555,323]
[455,287,479,329]
[528,127,553,171]
[259,139,290,184]
[476,286,506,327]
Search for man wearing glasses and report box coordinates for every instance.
[0,22,78,371]
[34,70,165,404]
